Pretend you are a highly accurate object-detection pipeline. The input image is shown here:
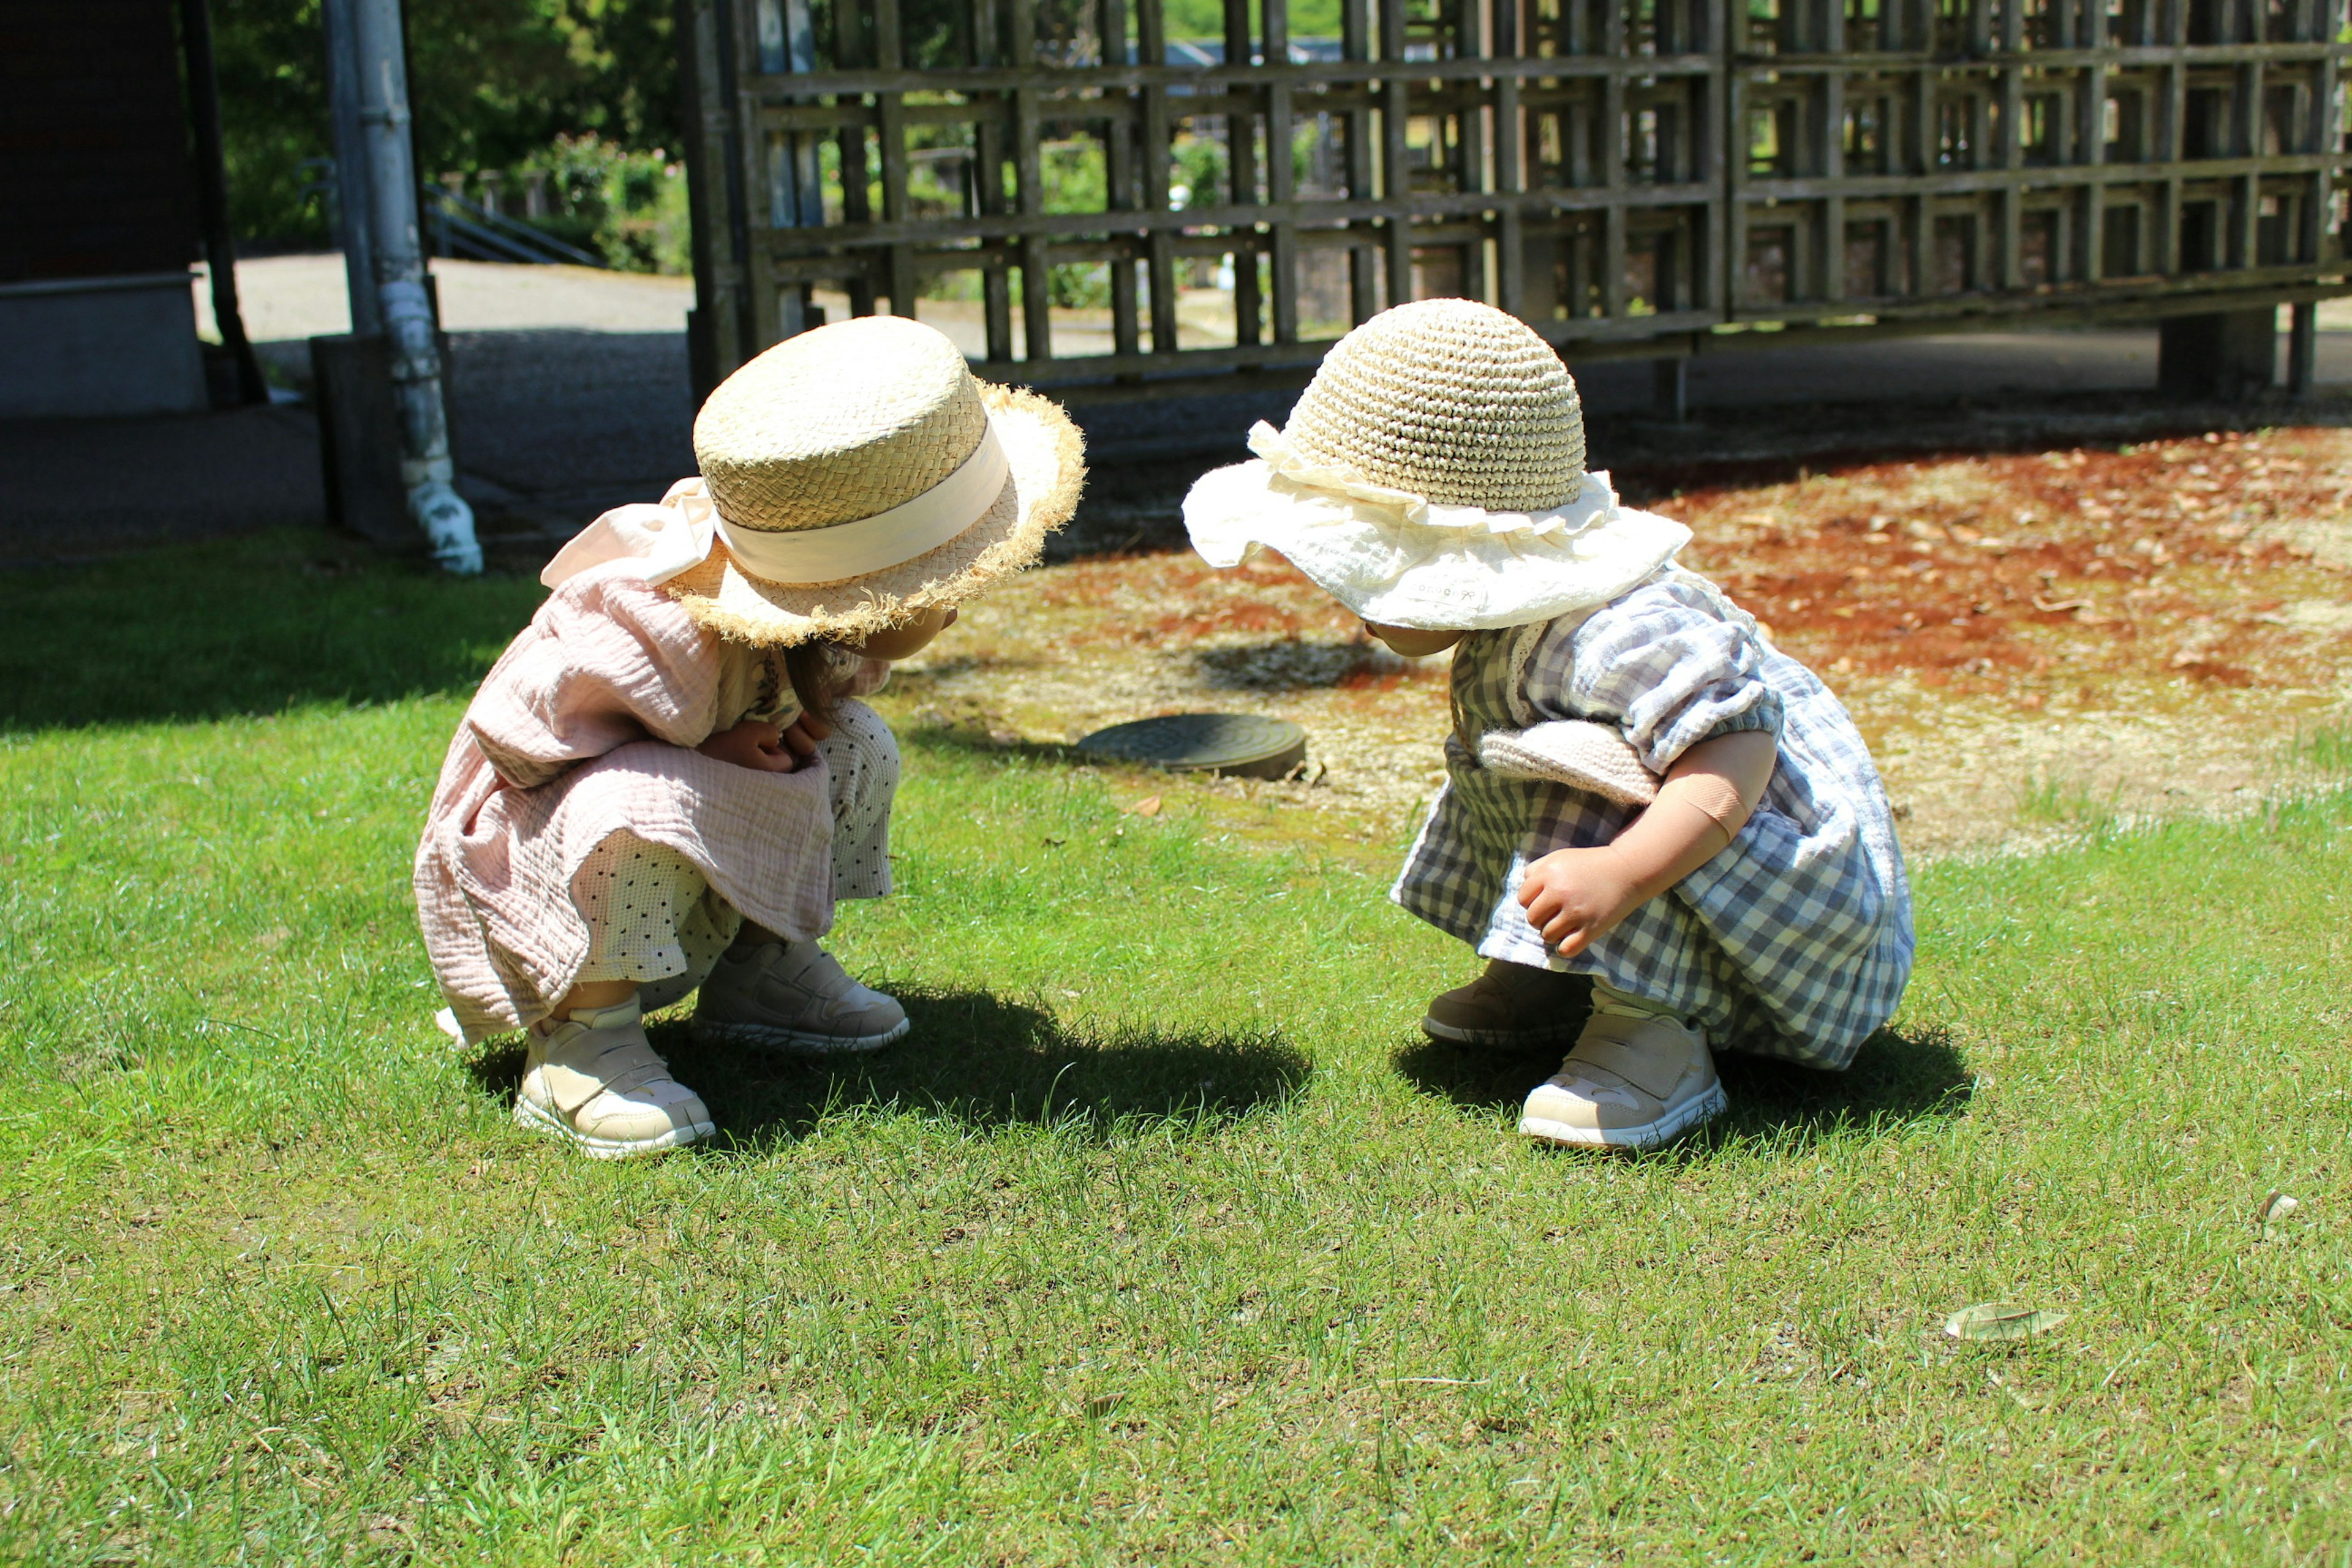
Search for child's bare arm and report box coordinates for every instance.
[1518,728,1777,958]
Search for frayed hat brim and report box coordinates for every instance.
[665,384,1084,646]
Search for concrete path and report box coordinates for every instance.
[194,255,692,338]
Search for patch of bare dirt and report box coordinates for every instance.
[880,428,2352,855]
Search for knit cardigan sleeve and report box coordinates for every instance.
[463,574,731,791]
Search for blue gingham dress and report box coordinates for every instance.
[1392,568,1914,1069]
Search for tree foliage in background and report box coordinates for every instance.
[211,0,1349,255]
[518,135,693,274]
[211,0,333,249]
[212,0,677,251]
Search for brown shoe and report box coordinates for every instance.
[1520,1010,1726,1150]
[1420,960,1587,1048]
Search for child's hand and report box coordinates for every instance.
[697,718,805,773]
[1517,845,1644,959]
[778,710,832,764]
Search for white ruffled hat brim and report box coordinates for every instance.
[1182,422,1691,631]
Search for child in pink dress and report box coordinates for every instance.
[415,317,1084,1158]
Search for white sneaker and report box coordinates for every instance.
[692,942,910,1054]
[1520,1009,1727,1150]
[513,999,715,1159]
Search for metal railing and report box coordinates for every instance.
[680,0,2352,401]
[424,184,605,269]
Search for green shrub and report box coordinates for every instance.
[517,134,692,274]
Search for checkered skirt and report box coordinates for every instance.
[1392,570,1915,1068]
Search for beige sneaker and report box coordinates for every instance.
[514,1000,715,1159]
[693,941,910,1054]
[1520,1009,1727,1150]
[1422,959,1586,1048]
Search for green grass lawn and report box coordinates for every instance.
[2,535,2348,1563]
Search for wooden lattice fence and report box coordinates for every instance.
[680,0,2352,403]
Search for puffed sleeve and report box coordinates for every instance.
[462,573,730,790]
[1521,576,1783,775]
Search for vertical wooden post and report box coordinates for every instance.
[1493,0,1523,320]
[2080,44,2109,282]
[970,0,1013,360]
[1267,1,1298,342]
[2233,61,2266,268]
[839,0,875,317]
[1016,85,1050,359]
[1654,355,1689,421]
[1600,0,1626,315]
[1139,0,1182,352]
[1343,0,1380,320]
[1226,0,1263,347]
[2288,298,2318,395]
[872,0,918,315]
[1457,0,1488,303]
[1381,0,1413,305]
[682,0,748,391]
[1109,124,1142,359]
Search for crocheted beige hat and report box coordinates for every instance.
[1183,298,1689,630]
[596,315,1085,646]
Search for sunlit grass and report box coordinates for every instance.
[1,538,2346,1562]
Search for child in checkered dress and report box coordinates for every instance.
[1184,300,1915,1148]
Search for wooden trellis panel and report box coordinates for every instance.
[1730,0,2350,325]
[679,0,2352,401]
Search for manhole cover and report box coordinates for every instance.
[1074,712,1308,780]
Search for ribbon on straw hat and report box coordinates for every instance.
[542,418,1013,592]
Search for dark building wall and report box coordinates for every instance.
[0,0,196,283]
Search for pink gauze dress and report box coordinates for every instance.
[413,564,889,1044]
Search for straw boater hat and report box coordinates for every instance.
[540,315,1085,644]
[1182,298,1689,630]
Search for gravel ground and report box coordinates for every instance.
[886,427,2352,858]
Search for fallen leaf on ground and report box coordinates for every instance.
[1943,1302,2067,1342]
[2260,1190,2301,1235]
[1125,796,1163,817]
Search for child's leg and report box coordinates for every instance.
[514,839,722,1159]
[1519,978,1725,1151]
[818,697,900,902]
[693,700,908,1053]
[552,978,639,1016]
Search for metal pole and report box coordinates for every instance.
[321,0,380,336]
[179,0,268,404]
[350,0,481,572]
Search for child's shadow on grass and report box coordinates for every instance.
[1394,1019,1973,1153]
[466,987,1311,1152]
